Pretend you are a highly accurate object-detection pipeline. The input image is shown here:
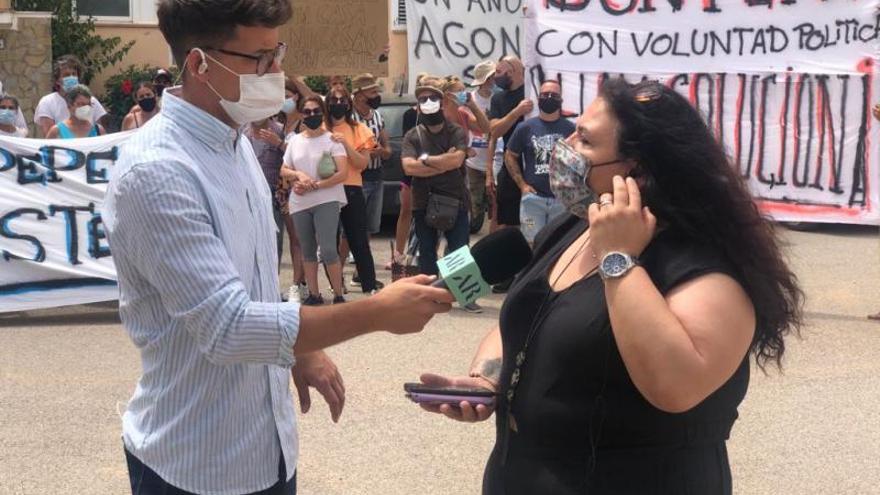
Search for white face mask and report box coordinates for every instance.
[419,99,441,115]
[74,105,93,122]
[198,49,285,125]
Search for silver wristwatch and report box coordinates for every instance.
[598,252,639,280]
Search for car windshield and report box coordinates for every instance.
[381,104,411,138]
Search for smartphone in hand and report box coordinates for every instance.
[404,382,497,406]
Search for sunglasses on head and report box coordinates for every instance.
[633,85,662,103]
[301,108,322,116]
[203,42,287,77]
[417,94,441,104]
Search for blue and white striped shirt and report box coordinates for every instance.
[102,88,300,494]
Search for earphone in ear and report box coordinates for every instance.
[191,48,208,75]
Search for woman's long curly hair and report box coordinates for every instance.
[600,78,803,370]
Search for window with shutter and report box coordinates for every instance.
[392,0,406,31]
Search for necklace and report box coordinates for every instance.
[507,229,597,432]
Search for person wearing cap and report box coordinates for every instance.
[467,60,497,233]
[401,76,480,313]
[153,68,173,98]
[443,76,489,234]
[351,74,392,248]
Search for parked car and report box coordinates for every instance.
[378,95,416,218]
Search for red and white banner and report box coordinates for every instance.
[525,0,880,224]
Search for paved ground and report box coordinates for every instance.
[1,223,879,495]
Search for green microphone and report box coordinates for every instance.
[432,227,532,306]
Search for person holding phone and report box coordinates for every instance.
[417,79,803,494]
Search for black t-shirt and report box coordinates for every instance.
[402,107,419,136]
[507,116,576,197]
[489,84,526,149]
[483,214,749,495]
[401,122,469,211]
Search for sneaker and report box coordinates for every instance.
[347,253,355,264]
[351,273,362,287]
[296,283,308,301]
[463,302,483,314]
[332,295,346,304]
[301,294,325,306]
[492,277,513,294]
[366,280,385,293]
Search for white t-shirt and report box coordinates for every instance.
[0,127,28,137]
[283,131,348,214]
[34,92,107,127]
[467,89,493,172]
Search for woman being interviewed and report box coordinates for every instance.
[418,78,803,494]
[280,96,349,305]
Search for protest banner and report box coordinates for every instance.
[525,0,880,224]
[405,0,522,89]
[0,132,130,313]
[281,0,389,77]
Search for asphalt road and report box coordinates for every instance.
[1,224,879,495]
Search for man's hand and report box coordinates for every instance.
[371,275,454,334]
[292,351,346,423]
[515,99,534,117]
[520,184,537,195]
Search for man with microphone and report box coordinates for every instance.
[102,1,453,494]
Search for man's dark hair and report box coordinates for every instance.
[157,0,293,68]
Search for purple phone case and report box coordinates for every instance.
[407,392,496,406]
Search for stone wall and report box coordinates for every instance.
[0,15,53,135]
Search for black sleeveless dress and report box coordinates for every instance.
[483,214,749,495]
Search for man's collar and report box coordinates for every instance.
[162,87,240,148]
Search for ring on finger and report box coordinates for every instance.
[599,199,613,208]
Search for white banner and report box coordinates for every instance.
[0,133,131,313]
[525,0,880,224]
[405,0,523,89]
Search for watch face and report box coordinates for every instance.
[601,253,630,277]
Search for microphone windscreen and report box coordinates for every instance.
[470,227,533,285]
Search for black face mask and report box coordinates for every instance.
[139,97,157,112]
[329,103,350,120]
[366,95,382,109]
[494,74,513,90]
[420,111,445,127]
[303,114,323,130]
[538,96,561,114]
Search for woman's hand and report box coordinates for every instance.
[258,128,283,148]
[416,373,496,423]
[330,132,347,145]
[588,176,657,259]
